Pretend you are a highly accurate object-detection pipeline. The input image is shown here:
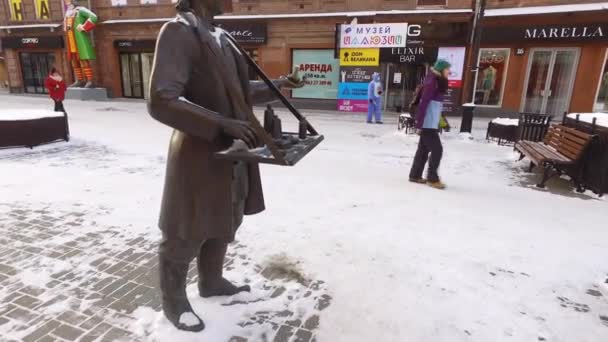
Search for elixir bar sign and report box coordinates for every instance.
[482,23,608,43]
[340,23,408,48]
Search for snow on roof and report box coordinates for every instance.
[215,9,472,20]
[0,23,62,30]
[485,2,608,17]
[567,113,608,128]
[102,18,173,24]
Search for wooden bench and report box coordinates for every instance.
[515,124,594,189]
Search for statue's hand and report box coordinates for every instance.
[281,74,306,89]
[77,24,85,32]
[221,119,260,149]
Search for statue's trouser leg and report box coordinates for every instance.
[81,60,94,87]
[71,59,84,82]
[158,235,205,331]
[197,238,251,297]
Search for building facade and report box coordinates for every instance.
[0,0,606,117]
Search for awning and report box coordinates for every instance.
[0,23,62,30]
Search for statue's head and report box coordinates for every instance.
[176,0,232,16]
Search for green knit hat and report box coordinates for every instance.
[433,59,451,72]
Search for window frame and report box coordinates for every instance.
[473,47,511,108]
[593,48,608,113]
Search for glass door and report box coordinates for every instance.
[522,48,579,115]
[20,52,55,94]
[141,53,154,100]
[120,53,143,98]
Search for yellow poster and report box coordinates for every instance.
[8,0,24,21]
[339,49,380,66]
[36,0,50,19]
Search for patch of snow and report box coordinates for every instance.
[491,118,519,126]
[0,109,64,120]
[567,113,608,128]
[179,312,201,327]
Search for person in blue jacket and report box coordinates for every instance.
[367,72,383,124]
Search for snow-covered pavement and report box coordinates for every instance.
[0,93,607,342]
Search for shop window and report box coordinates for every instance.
[141,0,157,4]
[418,0,447,6]
[292,49,339,100]
[595,50,608,113]
[474,48,510,107]
[111,0,127,7]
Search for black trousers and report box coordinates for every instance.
[53,100,65,113]
[409,129,443,182]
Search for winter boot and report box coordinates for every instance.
[409,178,426,184]
[427,180,446,190]
[159,256,205,332]
[197,239,251,298]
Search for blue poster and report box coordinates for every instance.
[338,82,369,100]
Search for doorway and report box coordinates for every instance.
[381,63,427,113]
[120,52,154,99]
[20,52,55,94]
[521,48,580,116]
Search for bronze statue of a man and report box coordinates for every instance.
[147,0,303,332]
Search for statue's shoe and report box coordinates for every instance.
[162,299,205,332]
[84,81,94,88]
[69,80,85,88]
[199,278,251,298]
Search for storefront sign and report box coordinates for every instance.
[339,49,379,66]
[35,0,50,19]
[379,46,438,64]
[338,82,369,100]
[216,22,267,45]
[292,49,339,100]
[437,47,466,114]
[1,36,64,49]
[515,48,525,56]
[482,24,608,44]
[340,23,408,48]
[114,40,157,50]
[337,99,369,113]
[8,0,24,21]
[339,66,376,83]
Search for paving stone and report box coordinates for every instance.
[99,279,128,296]
[36,335,59,342]
[19,285,46,297]
[57,310,90,326]
[101,326,133,342]
[80,322,113,342]
[21,319,61,342]
[0,263,17,276]
[51,324,85,341]
[273,325,295,342]
[0,316,9,326]
[13,294,43,309]
[5,307,38,323]
[294,329,313,342]
[79,315,104,330]
[303,315,319,330]
[109,281,139,300]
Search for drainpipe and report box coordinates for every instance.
[460,0,487,133]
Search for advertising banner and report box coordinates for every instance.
[339,66,376,83]
[437,47,466,115]
[437,46,466,88]
[379,46,438,64]
[337,99,369,113]
[292,49,339,100]
[339,48,380,66]
[338,82,369,100]
[217,22,267,44]
[340,23,407,48]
